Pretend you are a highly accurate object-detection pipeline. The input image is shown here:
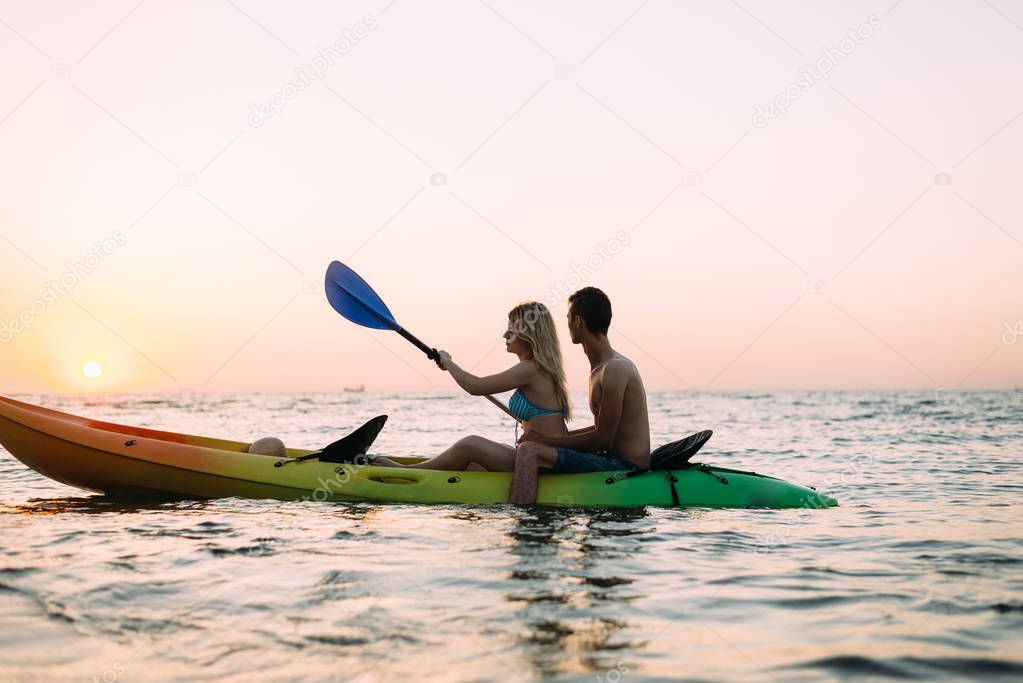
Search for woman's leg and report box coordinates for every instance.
[370,436,515,471]
[406,435,516,472]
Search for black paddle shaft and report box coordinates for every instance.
[399,325,518,421]
[396,327,441,365]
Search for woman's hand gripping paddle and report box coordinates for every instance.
[324,261,517,421]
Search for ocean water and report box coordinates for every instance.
[0,390,1020,682]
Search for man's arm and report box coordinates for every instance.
[520,364,626,452]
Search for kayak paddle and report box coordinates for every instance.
[324,260,518,422]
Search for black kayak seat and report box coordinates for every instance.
[648,429,714,470]
[317,415,388,464]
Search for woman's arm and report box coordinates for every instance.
[441,352,535,396]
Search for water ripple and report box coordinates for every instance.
[0,391,1020,681]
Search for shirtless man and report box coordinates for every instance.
[511,287,650,504]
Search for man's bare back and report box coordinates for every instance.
[588,352,651,469]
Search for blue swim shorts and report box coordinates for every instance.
[553,448,637,473]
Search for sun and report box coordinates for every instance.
[82,360,103,379]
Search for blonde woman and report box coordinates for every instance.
[371,302,571,471]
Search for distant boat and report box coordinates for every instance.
[343,385,365,393]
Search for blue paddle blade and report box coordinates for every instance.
[324,261,400,331]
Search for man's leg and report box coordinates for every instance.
[510,441,558,504]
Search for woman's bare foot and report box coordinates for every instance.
[366,455,403,468]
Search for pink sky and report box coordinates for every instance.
[1,0,1021,394]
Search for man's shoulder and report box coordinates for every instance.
[610,352,640,372]
[605,353,642,382]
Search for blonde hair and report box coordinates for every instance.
[508,302,571,420]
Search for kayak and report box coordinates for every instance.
[0,396,837,509]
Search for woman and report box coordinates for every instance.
[371,301,571,471]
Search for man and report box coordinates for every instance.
[511,287,650,504]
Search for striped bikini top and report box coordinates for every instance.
[508,389,566,422]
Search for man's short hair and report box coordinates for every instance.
[568,287,612,335]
